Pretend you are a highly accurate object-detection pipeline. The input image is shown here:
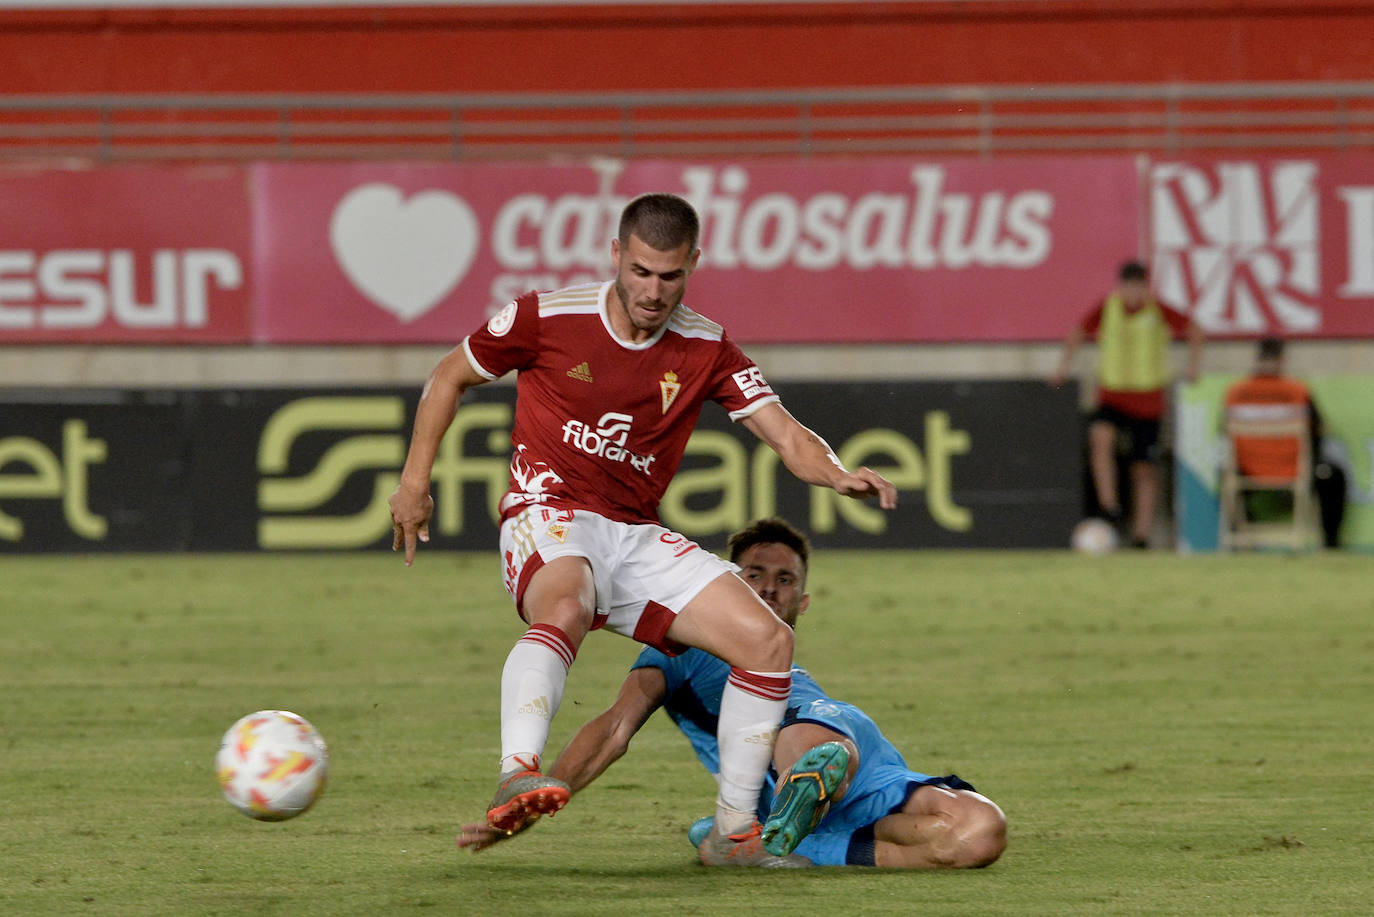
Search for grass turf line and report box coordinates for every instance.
[1,551,1371,916]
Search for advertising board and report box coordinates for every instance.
[0,380,1081,552]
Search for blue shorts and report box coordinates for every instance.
[780,697,975,867]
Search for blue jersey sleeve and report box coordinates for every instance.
[631,646,687,694]
[786,665,830,708]
[631,648,731,777]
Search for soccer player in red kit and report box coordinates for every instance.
[388,193,896,867]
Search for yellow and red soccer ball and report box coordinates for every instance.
[215,710,329,821]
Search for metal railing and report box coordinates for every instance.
[2,82,1372,162]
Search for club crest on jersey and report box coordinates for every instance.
[659,370,682,415]
[546,522,571,543]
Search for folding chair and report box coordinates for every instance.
[1217,404,1316,551]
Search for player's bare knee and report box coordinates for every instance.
[529,594,594,643]
[953,796,1007,868]
[521,557,595,639]
[750,614,793,670]
[720,594,793,668]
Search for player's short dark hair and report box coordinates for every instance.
[727,517,811,572]
[1258,336,1285,361]
[618,193,700,252]
[1119,260,1149,282]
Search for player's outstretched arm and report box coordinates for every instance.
[547,667,668,794]
[388,346,489,566]
[742,402,897,509]
[455,668,667,854]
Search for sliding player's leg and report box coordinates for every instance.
[869,785,1007,868]
[774,696,1004,868]
[762,722,858,855]
[668,572,804,867]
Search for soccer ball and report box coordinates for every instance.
[215,710,329,821]
[1071,518,1119,556]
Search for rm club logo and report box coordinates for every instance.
[1150,161,1320,333]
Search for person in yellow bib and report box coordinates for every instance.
[1052,260,1205,548]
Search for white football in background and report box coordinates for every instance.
[1071,518,1120,556]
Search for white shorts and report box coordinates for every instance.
[498,506,737,654]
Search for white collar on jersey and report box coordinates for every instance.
[598,280,674,351]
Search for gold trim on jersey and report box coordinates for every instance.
[538,283,602,317]
[667,304,725,342]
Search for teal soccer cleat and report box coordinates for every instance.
[761,741,850,856]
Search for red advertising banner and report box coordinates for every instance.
[1148,155,1374,338]
[4,155,1372,345]
[0,166,252,343]
[251,158,1141,343]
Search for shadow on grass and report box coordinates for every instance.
[443,858,1007,882]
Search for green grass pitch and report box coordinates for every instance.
[2,549,1372,915]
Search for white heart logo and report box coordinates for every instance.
[329,183,479,323]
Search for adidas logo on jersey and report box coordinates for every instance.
[566,362,594,383]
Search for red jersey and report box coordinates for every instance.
[463,281,780,525]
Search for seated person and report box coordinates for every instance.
[1224,336,1346,548]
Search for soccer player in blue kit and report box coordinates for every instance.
[459,518,1006,868]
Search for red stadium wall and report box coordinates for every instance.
[0,1,1371,95]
